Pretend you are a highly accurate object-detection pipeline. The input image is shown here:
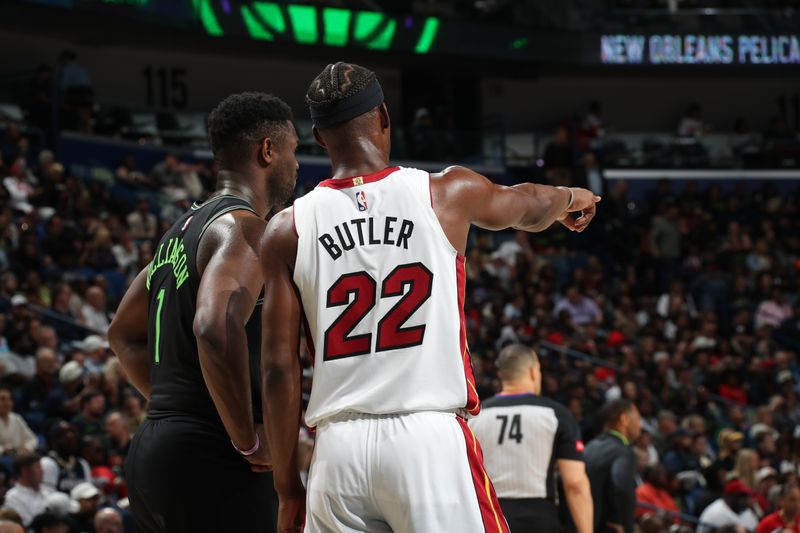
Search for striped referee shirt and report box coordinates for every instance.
[469,393,584,500]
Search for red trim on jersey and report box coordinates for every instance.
[456,417,509,533]
[317,166,400,189]
[456,255,480,415]
[300,307,315,365]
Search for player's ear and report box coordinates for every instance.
[261,137,274,165]
[312,126,327,150]
[379,102,390,131]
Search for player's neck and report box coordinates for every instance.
[329,145,389,180]
[214,171,268,218]
[500,383,535,396]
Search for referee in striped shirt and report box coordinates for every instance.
[469,344,593,533]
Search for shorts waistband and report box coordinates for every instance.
[318,408,468,426]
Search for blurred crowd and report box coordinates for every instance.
[455,175,800,530]
[2,98,800,532]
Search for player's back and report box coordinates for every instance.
[293,166,479,427]
[146,195,262,423]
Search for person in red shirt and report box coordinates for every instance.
[636,464,682,524]
[757,483,800,533]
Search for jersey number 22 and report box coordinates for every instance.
[323,262,433,360]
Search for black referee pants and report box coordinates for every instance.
[126,416,277,533]
[498,498,563,533]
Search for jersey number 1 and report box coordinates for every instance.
[323,262,433,360]
[154,288,166,364]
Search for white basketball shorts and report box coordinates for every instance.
[305,410,509,533]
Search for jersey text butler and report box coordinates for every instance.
[319,215,415,260]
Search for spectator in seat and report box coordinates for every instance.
[94,508,122,533]
[757,482,800,533]
[29,512,69,533]
[635,464,681,523]
[40,422,90,494]
[78,336,110,376]
[698,480,760,533]
[543,125,572,174]
[69,482,100,533]
[0,386,37,455]
[554,286,602,327]
[650,203,682,290]
[79,287,109,335]
[3,453,52,527]
[677,103,706,138]
[103,412,130,471]
[20,348,58,417]
[125,198,157,243]
[70,390,106,440]
[755,289,792,331]
[3,159,34,215]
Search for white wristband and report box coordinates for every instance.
[557,186,574,210]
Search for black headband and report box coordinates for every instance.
[308,78,384,129]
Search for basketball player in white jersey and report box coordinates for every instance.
[259,62,601,533]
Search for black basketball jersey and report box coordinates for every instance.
[146,195,263,423]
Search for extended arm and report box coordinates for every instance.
[260,208,305,531]
[193,213,267,458]
[558,459,593,533]
[433,166,600,234]
[109,267,152,398]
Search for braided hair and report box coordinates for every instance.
[305,62,377,108]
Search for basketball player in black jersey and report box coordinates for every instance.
[108,92,299,533]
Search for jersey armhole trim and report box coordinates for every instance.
[425,173,460,257]
[195,205,259,273]
[197,205,258,244]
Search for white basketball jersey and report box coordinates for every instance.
[293,166,480,427]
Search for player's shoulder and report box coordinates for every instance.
[431,165,480,181]
[205,208,266,246]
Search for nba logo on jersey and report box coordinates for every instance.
[355,191,368,211]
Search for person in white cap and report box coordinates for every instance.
[79,335,110,375]
[754,467,779,516]
[70,482,100,533]
[44,491,80,517]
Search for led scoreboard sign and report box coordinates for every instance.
[601,34,800,65]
